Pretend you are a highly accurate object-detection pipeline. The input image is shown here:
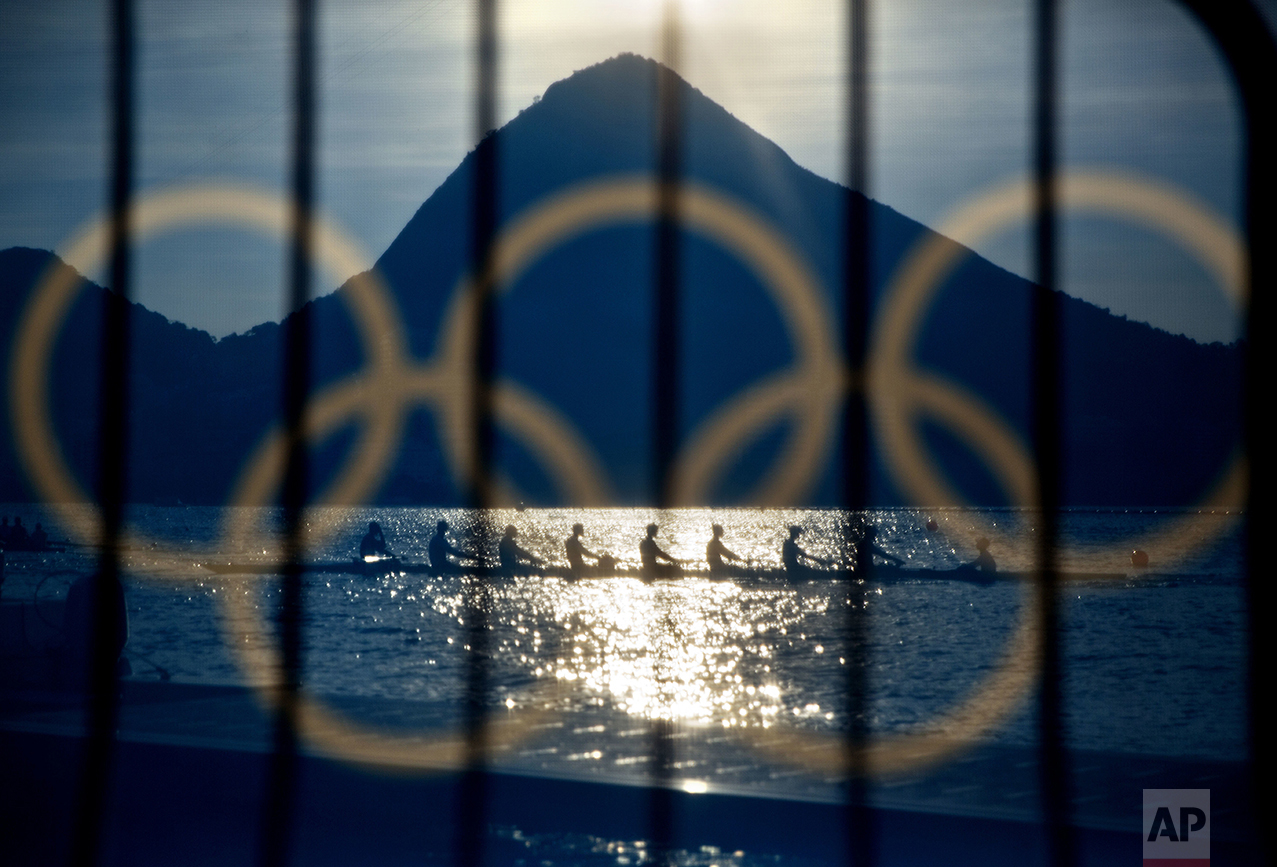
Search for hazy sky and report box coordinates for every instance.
[0,0,1267,342]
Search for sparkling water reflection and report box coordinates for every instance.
[0,504,1248,763]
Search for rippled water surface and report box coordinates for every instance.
[1,505,1248,767]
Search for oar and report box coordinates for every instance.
[124,647,173,681]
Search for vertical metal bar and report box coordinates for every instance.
[1031,0,1074,864]
[653,6,683,503]
[68,1,133,863]
[842,1,874,865]
[257,0,316,863]
[649,3,683,862]
[1231,1,1275,849]
[459,0,498,864]
[1168,2,1275,856]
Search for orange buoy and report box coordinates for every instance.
[1131,549,1149,568]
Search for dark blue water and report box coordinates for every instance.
[1,504,1248,784]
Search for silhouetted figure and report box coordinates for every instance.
[565,523,603,579]
[28,522,49,552]
[961,537,997,573]
[62,571,129,688]
[782,526,831,581]
[640,523,681,580]
[499,525,545,576]
[8,516,29,550]
[706,523,745,576]
[855,523,904,571]
[428,520,474,575]
[359,521,390,558]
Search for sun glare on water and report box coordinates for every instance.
[533,578,833,726]
[418,538,853,731]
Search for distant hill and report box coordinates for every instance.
[0,54,1242,508]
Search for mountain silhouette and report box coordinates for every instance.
[0,54,1242,509]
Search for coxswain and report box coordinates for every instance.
[359,521,390,559]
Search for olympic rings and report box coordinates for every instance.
[7,168,1246,779]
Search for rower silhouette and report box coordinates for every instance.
[428,519,476,574]
[565,523,605,579]
[499,525,545,576]
[782,525,832,581]
[640,523,681,580]
[706,523,745,576]
[962,537,997,573]
[853,522,904,572]
[7,517,29,551]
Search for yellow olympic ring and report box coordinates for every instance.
[7,184,406,576]
[734,373,1049,777]
[869,170,1245,573]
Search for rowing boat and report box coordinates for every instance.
[199,560,1129,584]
